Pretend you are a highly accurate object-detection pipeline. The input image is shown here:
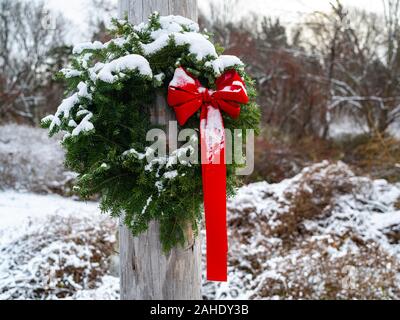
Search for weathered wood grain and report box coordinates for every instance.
[118,0,201,300]
[119,0,198,24]
[120,221,201,300]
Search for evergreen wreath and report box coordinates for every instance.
[42,12,260,251]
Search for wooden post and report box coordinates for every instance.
[118,0,202,300]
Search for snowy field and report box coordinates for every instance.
[1,124,400,300]
[1,165,400,300]
[0,191,119,300]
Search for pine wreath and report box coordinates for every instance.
[42,12,260,251]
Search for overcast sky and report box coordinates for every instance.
[44,0,386,42]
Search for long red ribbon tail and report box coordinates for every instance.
[200,104,228,282]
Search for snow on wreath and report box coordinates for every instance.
[41,12,260,255]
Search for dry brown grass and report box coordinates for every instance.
[338,134,400,182]
[250,128,343,184]
[395,197,400,210]
[276,163,354,240]
[252,127,400,186]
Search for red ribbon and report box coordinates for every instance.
[167,68,249,282]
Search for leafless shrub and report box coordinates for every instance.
[0,124,76,194]
[205,162,400,300]
[250,237,400,300]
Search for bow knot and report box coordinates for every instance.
[201,88,213,104]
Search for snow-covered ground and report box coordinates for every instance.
[1,161,400,300]
[0,191,119,300]
[205,161,400,300]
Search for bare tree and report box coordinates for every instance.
[199,0,242,50]
[383,0,400,66]
[202,0,400,139]
[302,1,400,137]
[0,0,67,124]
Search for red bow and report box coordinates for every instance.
[168,67,249,282]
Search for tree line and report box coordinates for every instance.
[1,0,399,141]
[201,0,400,139]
